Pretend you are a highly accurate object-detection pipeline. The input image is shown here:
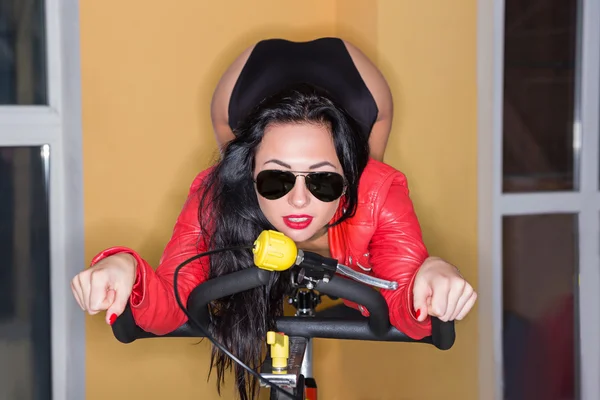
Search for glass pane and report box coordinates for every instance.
[502,214,579,400]
[502,0,579,192]
[0,0,47,105]
[0,146,51,399]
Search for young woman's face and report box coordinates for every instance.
[253,122,345,243]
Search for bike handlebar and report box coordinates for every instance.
[112,267,456,350]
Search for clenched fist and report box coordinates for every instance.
[413,257,477,322]
[71,253,137,325]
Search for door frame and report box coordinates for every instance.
[0,1,85,399]
[477,0,600,399]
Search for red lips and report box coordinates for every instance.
[282,215,313,230]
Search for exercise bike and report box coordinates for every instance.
[112,230,456,399]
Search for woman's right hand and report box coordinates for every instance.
[71,253,137,325]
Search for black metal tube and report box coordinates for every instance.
[275,317,410,341]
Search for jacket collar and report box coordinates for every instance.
[327,201,348,264]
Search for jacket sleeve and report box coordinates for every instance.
[368,171,432,340]
[89,170,211,335]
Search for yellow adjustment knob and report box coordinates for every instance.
[253,230,298,271]
[266,331,289,372]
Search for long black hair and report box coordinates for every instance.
[196,83,370,399]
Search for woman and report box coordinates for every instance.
[71,85,476,400]
[211,37,393,161]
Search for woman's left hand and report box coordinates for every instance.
[412,257,477,322]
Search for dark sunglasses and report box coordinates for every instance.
[254,170,346,202]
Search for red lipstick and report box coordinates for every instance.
[283,215,313,230]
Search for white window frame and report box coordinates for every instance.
[478,0,600,399]
[0,1,85,399]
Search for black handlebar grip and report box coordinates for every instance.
[112,303,140,344]
[315,275,390,337]
[187,267,273,327]
[430,317,455,350]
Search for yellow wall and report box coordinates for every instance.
[81,1,478,399]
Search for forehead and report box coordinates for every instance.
[256,122,338,166]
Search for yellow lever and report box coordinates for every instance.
[266,331,289,373]
[253,230,298,271]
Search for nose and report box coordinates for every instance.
[287,176,310,208]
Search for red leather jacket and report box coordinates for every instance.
[91,159,432,339]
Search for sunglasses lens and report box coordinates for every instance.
[255,170,296,200]
[256,170,346,202]
[306,173,345,202]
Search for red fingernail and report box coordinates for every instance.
[415,309,421,318]
[109,313,117,325]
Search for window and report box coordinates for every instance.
[0,1,85,399]
[0,0,47,105]
[478,0,600,399]
[0,146,52,399]
[502,0,578,193]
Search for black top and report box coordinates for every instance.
[228,37,379,139]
